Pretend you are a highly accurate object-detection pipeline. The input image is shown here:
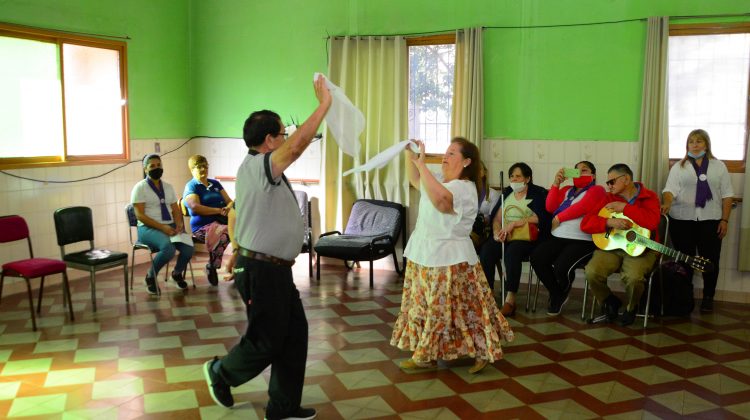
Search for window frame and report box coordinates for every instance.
[668,22,750,173]
[0,22,130,169]
[406,33,456,164]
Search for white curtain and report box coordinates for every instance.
[637,16,670,190]
[739,147,750,271]
[451,27,484,148]
[323,36,409,231]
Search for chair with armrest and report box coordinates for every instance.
[54,206,129,311]
[0,215,74,331]
[293,190,314,277]
[314,199,406,288]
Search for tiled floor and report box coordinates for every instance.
[1,255,749,419]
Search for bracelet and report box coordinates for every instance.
[720,219,728,223]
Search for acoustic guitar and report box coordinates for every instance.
[592,208,714,273]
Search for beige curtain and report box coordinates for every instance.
[451,27,484,148]
[739,147,750,271]
[323,36,409,231]
[637,16,670,190]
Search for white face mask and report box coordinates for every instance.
[510,182,526,193]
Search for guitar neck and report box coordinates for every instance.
[631,234,690,264]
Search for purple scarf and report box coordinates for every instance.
[146,178,172,221]
[690,157,712,208]
[553,182,594,217]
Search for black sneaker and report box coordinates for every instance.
[172,271,188,289]
[603,294,622,323]
[206,264,219,286]
[144,276,157,295]
[546,294,569,316]
[700,297,714,313]
[618,309,637,327]
[265,407,317,420]
[203,357,233,408]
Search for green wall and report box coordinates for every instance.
[192,0,750,141]
[1,0,748,141]
[0,0,191,139]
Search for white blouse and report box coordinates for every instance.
[404,179,479,267]
[663,158,734,221]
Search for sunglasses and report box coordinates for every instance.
[606,174,626,187]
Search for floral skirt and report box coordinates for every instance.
[390,260,514,364]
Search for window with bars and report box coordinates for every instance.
[407,34,455,155]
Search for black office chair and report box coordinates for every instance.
[125,204,195,295]
[53,206,129,311]
[293,190,314,277]
[314,199,406,288]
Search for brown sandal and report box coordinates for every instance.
[501,302,516,317]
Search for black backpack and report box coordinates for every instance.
[644,261,695,317]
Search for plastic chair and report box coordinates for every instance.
[293,190,314,277]
[0,215,74,331]
[54,206,129,311]
[314,199,406,288]
[125,204,195,295]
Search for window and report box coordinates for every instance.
[0,23,129,168]
[407,34,455,155]
[668,23,750,172]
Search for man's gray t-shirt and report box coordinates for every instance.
[235,152,303,261]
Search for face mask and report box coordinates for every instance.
[510,182,526,193]
[148,168,163,180]
[688,151,706,159]
[573,175,593,189]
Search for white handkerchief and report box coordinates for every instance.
[314,73,364,158]
[343,139,419,176]
[170,232,194,246]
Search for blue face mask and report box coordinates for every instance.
[687,151,706,159]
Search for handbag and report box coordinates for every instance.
[503,204,539,242]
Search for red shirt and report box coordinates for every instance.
[580,182,661,241]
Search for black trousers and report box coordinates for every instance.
[530,236,595,301]
[668,217,722,298]
[479,239,536,292]
[219,256,308,417]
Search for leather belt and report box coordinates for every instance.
[238,247,295,267]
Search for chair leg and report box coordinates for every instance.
[316,254,321,282]
[90,270,97,312]
[188,261,196,289]
[524,268,532,312]
[581,279,589,319]
[130,251,137,291]
[0,273,5,304]
[308,252,313,278]
[24,278,37,331]
[369,259,374,289]
[391,252,401,274]
[532,272,541,313]
[37,276,46,314]
[123,263,129,303]
[62,271,74,322]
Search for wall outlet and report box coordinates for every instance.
[155,142,161,153]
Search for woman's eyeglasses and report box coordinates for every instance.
[606,174,625,187]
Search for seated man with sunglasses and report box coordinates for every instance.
[580,163,661,326]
